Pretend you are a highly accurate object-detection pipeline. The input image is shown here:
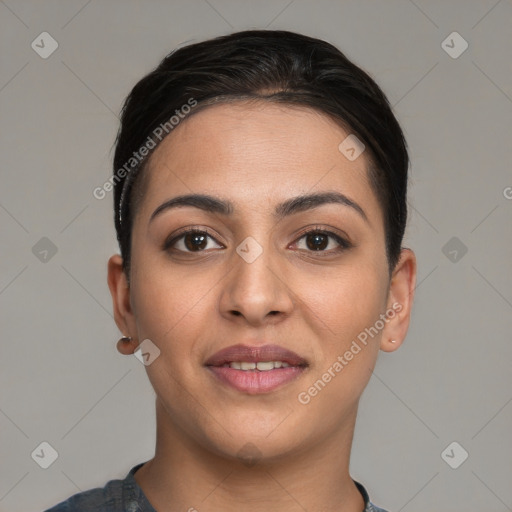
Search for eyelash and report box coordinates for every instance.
[293,226,352,253]
[163,227,219,253]
[163,226,352,255]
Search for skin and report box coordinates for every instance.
[108,101,416,512]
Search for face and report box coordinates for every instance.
[112,101,412,462]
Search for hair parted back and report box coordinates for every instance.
[113,29,409,277]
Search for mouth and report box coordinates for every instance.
[205,344,308,394]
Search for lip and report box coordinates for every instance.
[205,344,307,366]
[205,344,308,395]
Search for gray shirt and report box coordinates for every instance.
[44,462,389,512]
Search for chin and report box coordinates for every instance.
[209,433,301,467]
[199,408,312,463]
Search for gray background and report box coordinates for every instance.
[1,1,511,511]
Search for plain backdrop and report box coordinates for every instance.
[1,1,511,511]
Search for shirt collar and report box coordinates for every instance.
[125,463,375,512]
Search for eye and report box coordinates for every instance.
[293,227,351,253]
[164,228,223,253]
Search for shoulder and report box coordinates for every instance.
[368,504,390,512]
[44,479,124,512]
[43,464,145,512]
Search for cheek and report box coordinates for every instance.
[297,262,388,342]
[129,248,223,357]
[292,268,387,429]
[132,273,210,340]
[128,253,231,443]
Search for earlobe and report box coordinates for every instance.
[107,254,137,351]
[381,337,402,353]
[116,335,137,355]
[380,248,417,353]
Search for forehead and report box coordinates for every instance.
[137,101,382,226]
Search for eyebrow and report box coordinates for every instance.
[149,191,368,224]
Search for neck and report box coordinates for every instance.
[134,398,365,512]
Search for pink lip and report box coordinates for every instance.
[205,344,308,395]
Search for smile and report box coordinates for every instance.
[205,344,308,394]
[222,361,291,370]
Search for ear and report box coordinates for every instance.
[380,248,417,353]
[107,254,137,355]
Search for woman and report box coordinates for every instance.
[47,29,416,512]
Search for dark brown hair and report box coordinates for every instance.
[113,29,409,277]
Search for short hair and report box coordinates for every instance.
[113,29,409,277]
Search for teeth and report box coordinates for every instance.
[256,361,274,371]
[227,361,291,371]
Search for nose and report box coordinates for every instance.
[219,241,294,327]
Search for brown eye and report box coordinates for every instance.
[165,229,223,253]
[294,229,351,253]
[183,232,208,251]
[305,232,329,251]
